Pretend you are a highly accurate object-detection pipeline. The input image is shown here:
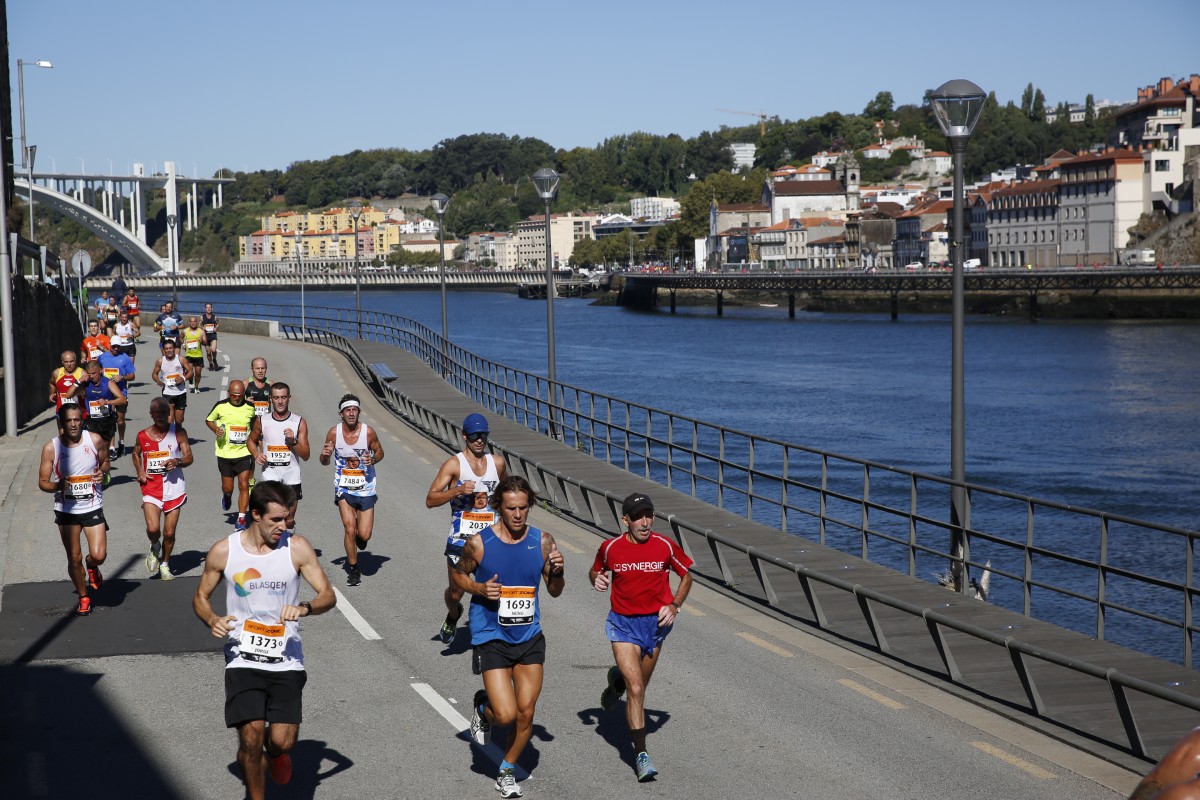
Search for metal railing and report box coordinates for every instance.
[281,322,1200,761]
[163,297,1199,670]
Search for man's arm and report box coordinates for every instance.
[367,428,384,465]
[151,358,164,388]
[132,437,148,484]
[287,534,336,622]
[451,536,501,599]
[292,418,311,461]
[37,441,60,494]
[494,453,508,480]
[541,532,566,597]
[180,359,193,380]
[175,428,195,469]
[193,539,237,637]
[425,456,464,508]
[657,571,693,627]
[246,417,265,464]
[317,426,337,466]
[205,406,225,439]
[106,380,127,409]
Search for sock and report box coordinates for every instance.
[499,760,515,772]
[631,727,647,754]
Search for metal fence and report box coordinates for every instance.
[167,297,1199,670]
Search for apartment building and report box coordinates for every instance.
[1057,148,1145,265]
[629,196,681,220]
[986,179,1061,268]
[514,212,596,268]
[893,199,952,266]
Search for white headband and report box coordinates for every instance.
[339,400,360,412]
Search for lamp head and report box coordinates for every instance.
[929,79,986,143]
[348,199,362,221]
[431,193,450,217]
[166,213,177,228]
[531,168,560,201]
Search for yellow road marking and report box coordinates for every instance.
[679,603,705,617]
[971,741,1057,780]
[736,631,793,657]
[837,678,907,709]
[554,540,584,554]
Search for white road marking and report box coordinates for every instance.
[736,631,793,657]
[332,587,382,640]
[554,539,584,554]
[837,678,907,710]
[411,683,513,772]
[972,741,1057,780]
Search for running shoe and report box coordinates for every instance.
[354,534,368,551]
[87,565,103,591]
[234,514,248,531]
[601,665,626,711]
[346,566,362,587]
[495,768,522,798]
[75,596,93,616]
[159,563,175,581]
[439,602,464,644]
[268,752,292,785]
[470,689,490,745]
[635,751,658,782]
[145,543,161,575]
[221,492,232,512]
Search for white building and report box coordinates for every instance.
[729,143,757,170]
[629,196,681,220]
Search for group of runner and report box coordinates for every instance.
[43,313,694,799]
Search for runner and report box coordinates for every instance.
[122,286,142,340]
[81,319,112,363]
[111,308,138,359]
[192,481,335,800]
[92,290,110,323]
[49,350,85,412]
[102,294,122,337]
[152,338,193,424]
[182,316,208,393]
[155,300,183,351]
[245,357,272,419]
[426,413,507,642]
[589,491,694,782]
[80,361,127,470]
[453,475,565,799]
[206,379,257,531]
[202,302,220,370]
[317,394,384,586]
[134,397,194,580]
[37,403,110,616]
[247,383,309,514]
[97,343,136,457]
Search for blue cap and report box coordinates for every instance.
[463,413,489,434]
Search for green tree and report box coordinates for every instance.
[863,91,895,120]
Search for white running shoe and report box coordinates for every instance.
[144,544,161,575]
[159,563,175,581]
[495,769,522,798]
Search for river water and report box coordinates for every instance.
[169,286,1200,660]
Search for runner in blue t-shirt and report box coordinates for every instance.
[97,343,137,456]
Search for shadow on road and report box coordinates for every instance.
[223,739,354,798]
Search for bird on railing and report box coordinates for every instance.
[935,562,991,602]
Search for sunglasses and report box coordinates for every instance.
[466,432,488,443]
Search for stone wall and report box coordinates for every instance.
[0,278,83,434]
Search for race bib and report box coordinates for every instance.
[88,400,110,418]
[239,620,285,663]
[459,511,495,536]
[66,475,94,499]
[103,367,120,380]
[127,300,139,311]
[267,445,291,466]
[227,425,249,445]
[498,586,536,626]
[60,396,78,406]
[88,348,101,360]
[185,340,202,355]
[165,373,183,388]
[204,324,216,334]
[253,400,269,417]
[145,449,170,475]
[338,468,366,490]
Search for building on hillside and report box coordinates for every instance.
[811,150,844,168]
[1044,98,1124,124]
[859,205,901,270]
[1057,147,1145,265]
[770,164,830,182]
[808,232,849,270]
[763,155,860,222]
[629,196,681,220]
[592,213,665,240]
[729,143,756,170]
[514,212,596,268]
[714,203,772,234]
[893,198,952,265]
[1110,75,1200,150]
[493,233,518,270]
[986,179,1061,268]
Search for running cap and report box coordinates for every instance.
[622,492,654,518]
[463,413,489,434]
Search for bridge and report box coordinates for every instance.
[81,269,558,293]
[618,265,1200,315]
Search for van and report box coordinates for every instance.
[963,258,981,270]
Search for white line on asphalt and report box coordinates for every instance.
[410,683,513,772]
[971,741,1057,780]
[837,678,907,710]
[332,587,382,640]
[736,631,793,657]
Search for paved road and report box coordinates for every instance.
[0,331,1142,799]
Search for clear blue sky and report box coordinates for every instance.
[10,0,1199,180]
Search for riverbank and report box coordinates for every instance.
[589,287,1200,319]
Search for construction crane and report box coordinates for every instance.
[716,108,769,136]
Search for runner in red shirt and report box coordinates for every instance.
[589,491,693,783]
[49,350,86,413]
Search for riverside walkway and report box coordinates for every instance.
[0,327,1168,798]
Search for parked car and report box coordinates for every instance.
[904,262,924,270]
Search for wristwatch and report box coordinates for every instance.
[299,601,313,616]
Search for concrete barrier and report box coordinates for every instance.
[215,316,279,338]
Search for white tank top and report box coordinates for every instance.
[260,412,303,484]
[334,423,376,496]
[52,435,104,514]
[160,354,187,396]
[449,452,500,516]
[223,530,304,672]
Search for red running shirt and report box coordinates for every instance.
[591,532,693,616]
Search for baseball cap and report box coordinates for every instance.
[463,413,489,435]
[622,492,654,518]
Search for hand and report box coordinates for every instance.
[657,603,678,627]
[91,468,104,484]
[255,453,268,466]
[360,452,373,467]
[481,573,502,600]
[546,541,564,576]
[593,571,610,592]
[460,480,475,495]
[210,614,238,638]
[217,424,226,438]
[321,441,334,457]
[279,605,306,622]
[137,473,148,485]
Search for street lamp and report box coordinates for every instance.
[348,200,363,337]
[17,58,52,275]
[431,192,450,373]
[166,213,178,306]
[294,229,306,330]
[930,78,986,593]
[531,167,561,438]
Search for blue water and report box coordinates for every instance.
[165,287,1200,660]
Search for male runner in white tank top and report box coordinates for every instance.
[318,393,385,587]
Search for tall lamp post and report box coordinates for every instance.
[531,168,560,438]
[294,230,306,330]
[929,78,986,593]
[166,213,178,307]
[431,193,450,374]
[348,200,363,337]
[18,58,52,276]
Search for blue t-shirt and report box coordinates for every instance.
[97,351,135,394]
[468,526,545,645]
